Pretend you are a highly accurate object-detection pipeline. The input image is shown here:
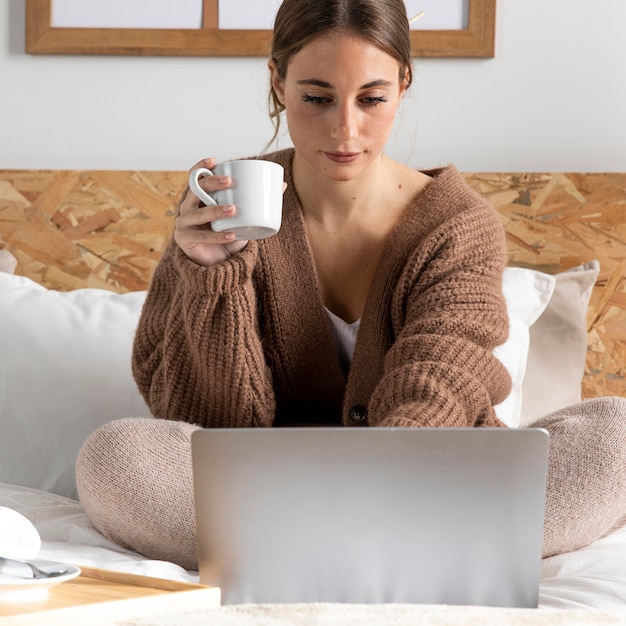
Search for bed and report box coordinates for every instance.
[1,169,626,624]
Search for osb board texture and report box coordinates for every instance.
[1,170,625,400]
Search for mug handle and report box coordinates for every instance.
[188,167,218,207]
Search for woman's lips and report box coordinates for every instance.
[324,151,361,163]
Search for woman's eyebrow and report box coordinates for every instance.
[297,78,332,88]
[296,78,393,89]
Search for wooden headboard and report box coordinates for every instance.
[1,170,624,400]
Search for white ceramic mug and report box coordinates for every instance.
[188,159,284,240]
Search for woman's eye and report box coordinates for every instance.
[361,96,387,107]
[301,94,387,107]
[302,94,331,105]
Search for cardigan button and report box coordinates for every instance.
[349,405,368,424]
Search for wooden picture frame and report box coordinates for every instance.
[25,0,496,58]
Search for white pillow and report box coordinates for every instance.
[520,261,599,426]
[0,249,17,274]
[493,268,556,428]
[0,273,151,500]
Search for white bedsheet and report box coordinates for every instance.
[2,482,626,611]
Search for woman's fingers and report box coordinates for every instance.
[177,158,214,216]
[180,203,235,227]
[180,160,232,217]
[175,218,236,252]
[187,157,216,174]
[176,204,237,244]
[172,157,248,267]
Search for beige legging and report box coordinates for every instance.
[76,397,626,571]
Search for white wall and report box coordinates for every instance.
[2,0,626,172]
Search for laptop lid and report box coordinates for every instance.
[192,427,549,606]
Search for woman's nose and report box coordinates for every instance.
[330,104,358,141]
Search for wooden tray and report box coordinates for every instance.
[0,566,220,625]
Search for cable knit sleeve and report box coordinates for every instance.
[131,238,275,428]
[368,205,511,429]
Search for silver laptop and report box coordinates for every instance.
[191,427,549,606]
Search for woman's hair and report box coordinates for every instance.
[267,0,413,145]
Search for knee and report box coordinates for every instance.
[591,396,626,467]
[77,417,154,479]
[535,396,626,483]
[76,417,201,500]
[78,417,200,465]
[534,396,626,436]
[539,397,626,557]
[582,395,626,425]
[75,418,200,569]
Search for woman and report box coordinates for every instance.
[77,0,626,571]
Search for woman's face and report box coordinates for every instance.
[270,32,408,183]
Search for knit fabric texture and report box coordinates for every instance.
[131,149,511,429]
[534,397,626,558]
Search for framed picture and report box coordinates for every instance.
[25,0,496,58]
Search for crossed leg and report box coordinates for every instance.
[76,397,626,570]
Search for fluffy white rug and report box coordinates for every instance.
[120,603,626,626]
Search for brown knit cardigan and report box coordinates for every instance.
[132,149,511,429]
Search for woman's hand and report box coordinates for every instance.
[174,158,249,267]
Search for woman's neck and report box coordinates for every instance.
[292,152,398,226]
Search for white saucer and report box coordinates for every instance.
[0,559,81,598]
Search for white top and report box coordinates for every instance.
[324,308,361,373]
